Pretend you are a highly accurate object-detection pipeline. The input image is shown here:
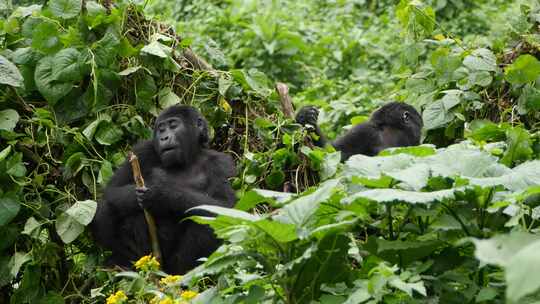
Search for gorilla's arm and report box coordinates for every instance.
[295,106,328,147]
[142,152,236,217]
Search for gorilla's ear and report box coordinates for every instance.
[197,117,209,146]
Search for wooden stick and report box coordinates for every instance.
[275,82,295,119]
[128,152,162,262]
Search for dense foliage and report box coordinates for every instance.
[1,0,540,303]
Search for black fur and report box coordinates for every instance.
[296,102,423,161]
[91,105,236,274]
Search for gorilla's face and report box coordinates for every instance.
[153,105,210,168]
[154,116,199,167]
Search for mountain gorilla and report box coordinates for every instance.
[91,105,236,274]
[296,102,423,161]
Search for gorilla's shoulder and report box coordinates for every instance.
[203,149,236,178]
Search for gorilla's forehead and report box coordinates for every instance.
[155,105,201,126]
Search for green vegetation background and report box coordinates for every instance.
[1,0,540,303]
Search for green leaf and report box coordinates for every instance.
[0,195,20,226]
[158,88,181,109]
[422,99,455,130]
[35,56,72,104]
[190,205,260,221]
[0,55,24,87]
[463,48,497,72]
[501,127,533,166]
[141,40,171,58]
[95,121,123,145]
[505,55,540,85]
[55,200,97,243]
[0,109,19,132]
[274,179,341,228]
[254,219,297,242]
[65,200,97,225]
[506,240,540,302]
[49,0,81,19]
[51,48,85,82]
[98,161,113,185]
[344,188,455,205]
[31,21,62,54]
[118,66,141,76]
[22,217,42,239]
[9,252,31,278]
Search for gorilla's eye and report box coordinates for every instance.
[197,118,203,127]
[169,121,178,129]
[402,111,410,122]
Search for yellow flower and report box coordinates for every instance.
[180,290,198,300]
[434,34,446,41]
[106,290,127,304]
[159,297,174,304]
[134,254,160,271]
[160,275,183,285]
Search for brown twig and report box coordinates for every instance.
[275,82,295,119]
[128,152,162,262]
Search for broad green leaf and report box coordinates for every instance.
[22,217,42,239]
[49,0,81,19]
[13,4,42,18]
[344,188,455,205]
[471,232,540,267]
[34,56,72,104]
[463,48,497,72]
[254,219,297,242]
[466,120,507,142]
[506,240,540,302]
[118,66,141,76]
[0,109,19,132]
[190,205,260,221]
[136,74,157,111]
[65,200,97,226]
[95,121,123,145]
[55,212,84,244]
[505,55,540,85]
[0,55,23,87]
[51,48,85,82]
[469,160,540,192]
[82,118,105,140]
[379,145,436,157]
[158,88,181,109]
[501,127,533,166]
[9,252,30,277]
[274,179,341,227]
[141,40,171,58]
[31,21,62,54]
[55,200,96,244]
[98,161,113,185]
[0,146,11,161]
[422,99,455,130]
[345,154,415,179]
[0,195,19,226]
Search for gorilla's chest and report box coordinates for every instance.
[151,166,209,191]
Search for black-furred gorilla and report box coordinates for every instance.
[296,102,423,161]
[91,105,236,274]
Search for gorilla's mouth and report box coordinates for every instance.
[161,146,177,154]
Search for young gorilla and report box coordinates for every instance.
[296,102,423,161]
[91,105,236,274]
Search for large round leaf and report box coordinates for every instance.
[34,56,72,105]
[0,109,19,132]
[49,0,81,19]
[52,48,85,82]
[0,196,20,226]
[0,55,23,87]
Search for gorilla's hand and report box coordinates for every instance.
[136,186,152,209]
[296,106,319,128]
